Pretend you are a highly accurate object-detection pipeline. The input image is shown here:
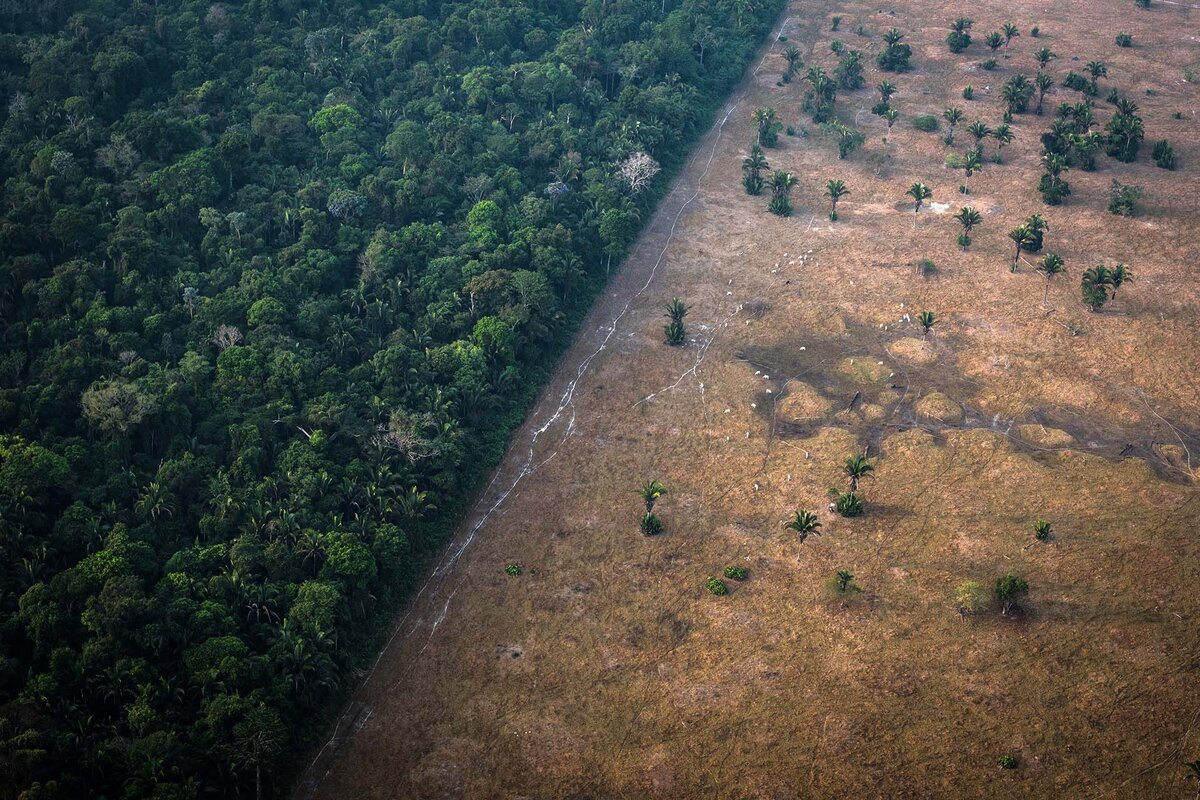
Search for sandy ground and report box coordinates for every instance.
[298,0,1200,796]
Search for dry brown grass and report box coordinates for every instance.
[299,0,1200,796]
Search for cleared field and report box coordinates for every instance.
[300,0,1200,796]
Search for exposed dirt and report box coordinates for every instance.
[300,0,1200,796]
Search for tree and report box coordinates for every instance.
[991,123,1014,160]
[1082,266,1113,311]
[994,573,1029,616]
[954,206,983,248]
[843,455,874,492]
[1108,179,1143,216]
[1035,47,1057,68]
[1036,253,1066,305]
[1039,152,1071,205]
[742,144,769,195]
[877,29,913,71]
[1001,74,1034,114]
[617,152,661,194]
[985,32,1004,54]
[835,569,856,592]
[918,311,936,339]
[1034,519,1052,541]
[955,580,988,616]
[785,509,823,543]
[664,298,689,345]
[824,122,865,159]
[960,149,982,193]
[1001,23,1020,57]
[1008,225,1035,272]
[1035,72,1054,115]
[877,81,897,105]
[826,179,850,221]
[835,50,866,90]
[1109,263,1133,300]
[943,107,964,144]
[1152,140,1176,170]
[638,480,667,513]
[907,182,932,216]
[752,106,783,147]
[805,67,838,122]
[882,108,899,141]
[1106,99,1144,162]
[1023,213,1049,253]
[768,171,798,217]
[947,18,974,53]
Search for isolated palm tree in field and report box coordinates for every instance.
[991,123,1014,160]
[1001,22,1019,57]
[1037,253,1065,305]
[943,106,964,144]
[907,182,932,216]
[826,179,849,220]
[954,206,982,248]
[878,80,897,104]
[1008,224,1035,271]
[960,149,982,193]
[768,170,798,217]
[1082,265,1113,311]
[1035,47,1057,69]
[784,46,803,71]
[752,106,779,146]
[742,144,769,195]
[967,120,991,153]
[918,311,936,339]
[1035,72,1054,115]
[785,509,823,543]
[638,480,666,513]
[882,107,899,141]
[843,455,874,492]
[1109,263,1133,300]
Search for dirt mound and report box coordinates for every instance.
[1015,424,1075,448]
[887,337,936,365]
[776,381,831,424]
[915,391,963,423]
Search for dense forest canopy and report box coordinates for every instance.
[0,0,782,794]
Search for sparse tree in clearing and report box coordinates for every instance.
[1001,73,1034,114]
[882,108,899,141]
[1037,253,1066,305]
[1008,224,1035,272]
[947,17,974,54]
[1082,266,1113,311]
[943,106,964,144]
[878,80,897,104]
[832,491,865,517]
[1110,263,1133,300]
[1035,47,1057,69]
[918,311,936,339]
[1035,71,1054,115]
[955,580,988,617]
[742,144,769,195]
[954,206,983,248]
[1135,0,1151,7]
[877,29,913,72]
[960,149,982,194]
[1034,519,1052,541]
[907,182,933,216]
[835,569,856,593]
[1108,179,1143,216]
[826,179,850,221]
[967,120,991,153]
[985,32,1004,54]
[784,45,803,72]
[785,509,823,543]
[1001,23,1020,57]
[994,573,1029,616]
[752,106,782,147]
[1039,152,1071,205]
[768,170,798,217]
[991,123,1014,160]
[805,66,838,123]
[638,480,667,513]
[824,122,866,159]
[844,454,874,492]
[664,298,689,345]
[1023,213,1049,252]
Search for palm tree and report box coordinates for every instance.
[907,182,932,216]
[994,573,1028,616]
[967,120,991,152]
[985,32,1003,54]
[843,454,874,492]
[1001,22,1019,57]
[1024,213,1049,252]
[954,206,982,248]
[665,298,689,323]
[638,480,666,513]
[1035,47,1057,69]
[826,179,849,221]
[835,569,855,592]
[742,144,769,195]
[768,171,798,216]
[943,106,964,143]
[882,108,899,141]
[1035,72,1054,115]
[991,123,1014,160]
[1008,225,1034,271]
[752,106,779,146]
[1082,266,1113,311]
[785,509,822,543]
[883,28,904,47]
[878,80,897,103]
[1109,263,1133,300]
[784,46,803,71]
[1037,253,1065,305]
[918,311,936,339]
[960,149,982,193]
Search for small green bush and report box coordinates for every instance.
[640,512,664,535]
[1030,26,1039,37]
[918,258,937,277]
[981,58,998,71]
[833,491,865,517]
[912,114,939,132]
[831,15,841,30]
[1153,140,1176,169]
[1034,519,1052,542]
[1115,33,1132,47]
[706,576,729,595]
[962,85,974,100]
[998,755,1018,769]
[723,565,749,581]
[505,563,522,576]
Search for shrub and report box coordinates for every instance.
[912,114,939,132]
[998,755,1018,769]
[955,580,987,615]
[981,58,998,71]
[1135,0,1150,7]
[504,563,522,576]
[1153,140,1176,169]
[743,172,764,195]
[723,565,749,581]
[640,512,664,535]
[831,15,841,30]
[768,195,793,217]
[833,491,865,517]
[956,233,971,249]
[1030,26,1039,37]
[1034,519,1052,541]
[1038,174,1071,206]
[832,569,860,593]
[830,40,844,53]
[706,576,729,595]
[963,85,974,100]
[1116,33,1132,47]
[1107,179,1142,216]
[664,320,687,346]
